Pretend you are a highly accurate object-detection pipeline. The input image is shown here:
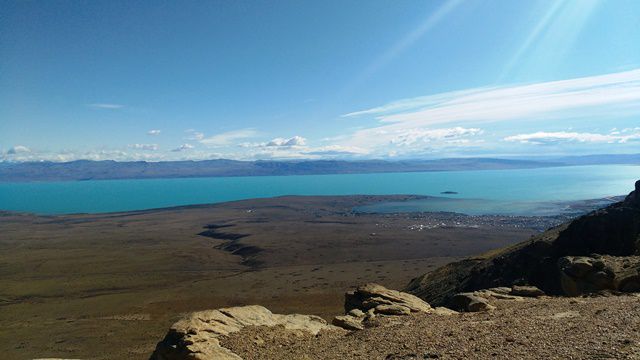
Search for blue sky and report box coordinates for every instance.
[1,0,640,162]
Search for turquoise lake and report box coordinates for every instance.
[0,164,638,215]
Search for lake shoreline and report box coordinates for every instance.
[0,164,637,214]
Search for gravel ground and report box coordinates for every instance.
[222,294,640,360]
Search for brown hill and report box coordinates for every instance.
[405,180,640,306]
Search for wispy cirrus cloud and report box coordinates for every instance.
[343,69,640,126]
[147,129,161,136]
[87,103,124,109]
[337,69,640,156]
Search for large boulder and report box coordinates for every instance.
[451,293,495,312]
[332,283,454,331]
[345,283,432,313]
[332,315,365,330]
[150,305,334,360]
[375,304,412,315]
[559,255,640,295]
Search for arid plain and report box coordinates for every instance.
[1,195,546,359]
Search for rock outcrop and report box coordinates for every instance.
[332,314,365,330]
[559,255,640,295]
[332,283,456,330]
[451,292,496,312]
[449,285,545,312]
[510,285,545,297]
[345,283,433,313]
[150,305,335,360]
[406,180,640,306]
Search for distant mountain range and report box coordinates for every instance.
[0,154,638,182]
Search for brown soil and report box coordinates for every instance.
[0,195,537,360]
[222,294,640,360]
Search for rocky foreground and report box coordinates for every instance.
[151,283,640,360]
[150,180,640,360]
[222,294,640,360]
[150,284,452,359]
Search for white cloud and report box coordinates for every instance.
[245,149,312,160]
[343,68,640,127]
[0,145,223,162]
[236,135,311,159]
[234,135,367,159]
[7,145,31,154]
[389,127,483,147]
[304,145,369,156]
[172,143,194,152]
[147,129,162,136]
[128,144,159,151]
[339,126,485,157]
[504,130,640,145]
[87,103,124,109]
[0,147,223,162]
[266,136,307,147]
[335,68,640,157]
[200,129,258,147]
[240,136,307,149]
[2,149,138,162]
